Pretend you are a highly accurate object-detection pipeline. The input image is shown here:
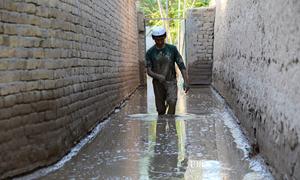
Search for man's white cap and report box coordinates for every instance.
[152,26,166,37]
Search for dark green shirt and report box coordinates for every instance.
[146,44,186,81]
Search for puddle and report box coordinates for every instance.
[16,85,274,180]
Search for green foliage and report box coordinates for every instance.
[138,0,210,22]
[138,0,210,44]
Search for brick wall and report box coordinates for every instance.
[0,0,141,178]
[185,8,214,85]
[137,11,146,86]
[212,0,300,179]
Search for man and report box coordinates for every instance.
[146,26,189,115]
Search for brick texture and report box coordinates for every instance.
[137,11,146,86]
[212,0,300,179]
[0,0,142,178]
[186,8,215,85]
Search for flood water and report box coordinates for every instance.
[16,79,273,180]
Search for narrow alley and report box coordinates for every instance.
[0,0,299,179]
[16,79,273,179]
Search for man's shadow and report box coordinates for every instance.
[149,115,188,179]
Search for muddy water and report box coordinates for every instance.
[17,80,273,180]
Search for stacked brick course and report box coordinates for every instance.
[186,8,214,85]
[0,0,141,178]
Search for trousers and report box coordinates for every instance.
[152,79,178,115]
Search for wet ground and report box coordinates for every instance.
[17,79,274,180]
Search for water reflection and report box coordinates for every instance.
[149,115,187,179]
[17,86,274,180]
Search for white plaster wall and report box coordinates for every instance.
[213,0,300,179]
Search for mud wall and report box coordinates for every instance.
[186,8,214,85]
[137,11,146,86]
[0,0,140,178]
[212,0,300,179]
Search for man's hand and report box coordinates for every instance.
[183,82,190,93]
[156,74,166,83]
